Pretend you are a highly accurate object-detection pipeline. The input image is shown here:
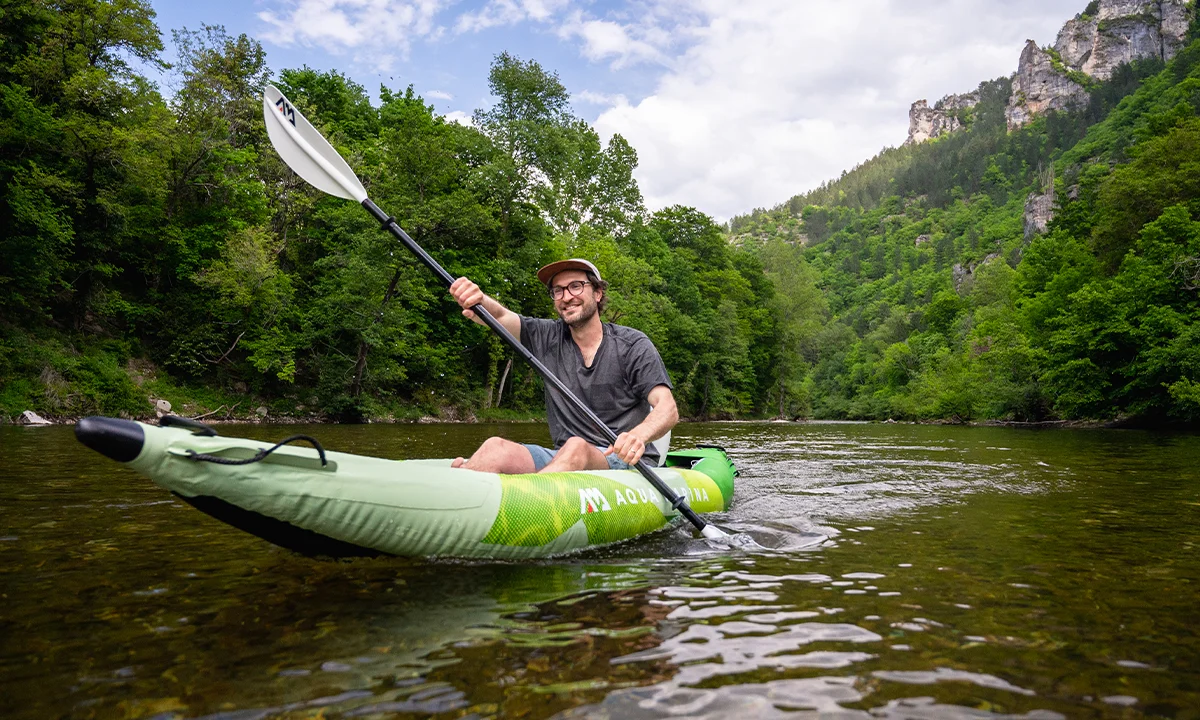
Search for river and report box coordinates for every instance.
[1,421,1197,718]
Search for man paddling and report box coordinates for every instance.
[448,259,678,473]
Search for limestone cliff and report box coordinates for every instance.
[905,92,980,145]
[1054,0,1192,80]
[1024,188,1056,239]
[905,0,1195,141]
[1006,0,1193,130]
[1005,40,1092,131]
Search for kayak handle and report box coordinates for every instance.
[185,434,328,467]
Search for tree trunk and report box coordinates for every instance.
[495,357,513,408]
[779,376,785,420]
[351,263,407,397]
[350,341,369,397]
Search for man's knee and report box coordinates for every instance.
[558,436,591,454]
[541,436,606,472]
[479,436,517,453]
[557,436,600,462]
[466,436,534,473]
[476,436,528,464]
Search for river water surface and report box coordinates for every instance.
[1,421,1198,718]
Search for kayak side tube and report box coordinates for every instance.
[79,419,736,559]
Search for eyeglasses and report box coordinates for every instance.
[549,280,592,300]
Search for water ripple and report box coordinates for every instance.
[553,675,1066,719]
[873,667,1036,696]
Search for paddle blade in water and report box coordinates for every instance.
[263,85,367,202]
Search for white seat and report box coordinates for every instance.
[649,430,671,465]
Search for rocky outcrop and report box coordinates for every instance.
[1055,15,1097,69]
[1162,0,1194,48]
[1056,0,1194,80]
[1006,41,1091,131]
[908,0,1195,140]
[906,92,980,145]
[953,253,1004,293]
[1024,189,1056,239]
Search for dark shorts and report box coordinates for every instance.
[522,443,632,472]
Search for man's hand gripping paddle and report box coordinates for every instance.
[262,85,736,543]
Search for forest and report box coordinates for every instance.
[730,11,1200,423]
[0,0,776,422]
[2,0,1198,424]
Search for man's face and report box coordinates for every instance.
[550,270,601,328]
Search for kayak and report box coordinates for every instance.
[74,416,736,559]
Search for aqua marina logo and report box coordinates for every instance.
[275,97,296,126]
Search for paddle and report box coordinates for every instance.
[262,85,728,541]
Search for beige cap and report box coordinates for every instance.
[536,258,603,286]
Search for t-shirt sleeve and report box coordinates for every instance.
[626,335,673,399]
[519,315,559,356]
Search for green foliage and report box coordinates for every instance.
[0,3,772,422]
[730,39,1200,424]
[1090,119,1200,269]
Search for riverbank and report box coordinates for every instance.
[5,409,1142,430]
[0,344,1174,429]
[4,406,550,426]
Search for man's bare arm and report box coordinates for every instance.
[608,385,679,465]
[448,277,521,339]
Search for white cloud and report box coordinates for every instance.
[588,0,1084,220]
[258,0,448,67]
[455,0,567,33]
[252,0,1092,220]
[426,89,454,100]
[574,89,628,106]
[443,109,474,125]
[556,11,669,68]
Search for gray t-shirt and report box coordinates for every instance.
[519,317,673,465]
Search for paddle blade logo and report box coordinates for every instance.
[274,97,296,127]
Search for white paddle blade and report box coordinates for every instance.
[263,84,367,203]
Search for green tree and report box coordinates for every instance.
[761,239,826,418]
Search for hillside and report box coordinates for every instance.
[728,3,1200,422]
[0,4,779,422]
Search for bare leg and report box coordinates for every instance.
[453,436,537,474]
[540,437,609,473]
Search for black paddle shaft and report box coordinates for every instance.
[360,199,711,533]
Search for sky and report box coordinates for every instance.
[148,0,1086,221]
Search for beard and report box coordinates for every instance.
[558,297,599,328]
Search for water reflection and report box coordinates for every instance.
[555,678,1066,719]
[2,422,1199,718]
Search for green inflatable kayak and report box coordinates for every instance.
[74,416,736,559]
